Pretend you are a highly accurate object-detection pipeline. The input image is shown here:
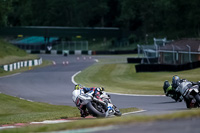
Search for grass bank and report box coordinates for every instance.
[0,93,80,125]
[75,56,200,95]
[0,93,138,125]
[0,39,27,58]
[0,38,52,76]
[1,108,200,133]
[0,54,39,66]
[0,39,39,66]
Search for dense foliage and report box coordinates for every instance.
[1,0,200,39]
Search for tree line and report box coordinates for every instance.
[1,0,200,40]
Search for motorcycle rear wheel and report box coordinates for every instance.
[86,102,106,117]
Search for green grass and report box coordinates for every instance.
[0,93,80,125]
[0,38,39,66]
[0,54,39,66]
[0,38,40,66]
[1,109,200,133]
[0,92,139,128]
[0,38,52,77]
[75,57,200,95]
[1,39,200,132]
[0,39,27,58]
[119,108,140,114]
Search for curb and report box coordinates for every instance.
[0,110,145,130]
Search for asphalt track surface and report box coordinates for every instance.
[0,54,199,132]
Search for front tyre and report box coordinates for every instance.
[86,102,106,117]
[114,110,122,116]
[113,105,122,116]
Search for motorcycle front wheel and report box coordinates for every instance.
[86,102,106,117]
[114,111,122,116]
[113,105,122,116]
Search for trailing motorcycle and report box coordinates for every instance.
[72,89,122,117]
[176,82,200,108]
[163,80,182,102]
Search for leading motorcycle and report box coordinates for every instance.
[72,89,122,117]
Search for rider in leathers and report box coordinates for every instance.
[163,80,182,102]
[74,84,105,117]
[172,75,200,108]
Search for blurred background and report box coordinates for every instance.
[1,0,200,45]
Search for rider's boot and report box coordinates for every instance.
[80,107,89,118]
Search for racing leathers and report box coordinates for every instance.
[77,86,104,117]
[175,79,200,95]
[163,80,182,102]
[166,85,182,102]
[175,79,200,108]
[82,87,103,100]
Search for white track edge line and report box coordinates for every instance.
[122,110,147,116]
[0,73,21,79]
[107,92,165,97]
[71,71,81,85]
[0,110,146,130]
[0,126,16,130]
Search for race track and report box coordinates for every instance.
[0,54,186,113]
[0,54,195,132]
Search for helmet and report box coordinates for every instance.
[97,87,104,92]
[75,84,81,90]
[163,80,170,93]
[172,75,180,88]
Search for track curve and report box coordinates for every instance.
[0,54,186,115]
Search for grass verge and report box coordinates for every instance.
[0,93,80,125]
[75,56,200,95]
[0,93,139,125]
[0,39,27,59]
[0,54,39,66]
[1,108,200,133]
[0,38,53,77]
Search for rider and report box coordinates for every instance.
[172,75,200,90]
[171,75,200,108]
[164,75,200,99]
[163,80,182,102]
[74,84,105,117]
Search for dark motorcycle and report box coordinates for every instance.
[163,81,182,102]
[180,85,200,108]
[72,90,121,117]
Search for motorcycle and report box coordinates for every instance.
[164,89,182,102]
[180,85,200,108]
[163,81,182,102]
[72,89,122,117]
